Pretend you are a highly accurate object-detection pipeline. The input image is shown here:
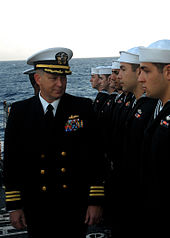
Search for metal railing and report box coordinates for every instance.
[0,213,28,237]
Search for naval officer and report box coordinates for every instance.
[3,47,105,238]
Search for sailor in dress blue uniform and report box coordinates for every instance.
[91,67,110,116]
[138,39,170,235]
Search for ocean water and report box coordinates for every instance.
[0,57,116,151]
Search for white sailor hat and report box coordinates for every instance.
[23,68,36,75]
[119,47,140,64]
[139,39,170,63]
[91,67,100,75]
[98,66,112,75]
[111,60,120,69]
[27,47,73,75]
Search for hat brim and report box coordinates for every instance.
[23,68,36,75]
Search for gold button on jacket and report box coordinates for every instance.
[62,184,67,189]
[41,169,45,175]
[61,168,66,173]
[42,186,47,191]
[61,151,67,157]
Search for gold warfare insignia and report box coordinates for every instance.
[55,52,68,65]
[68,115,79,119]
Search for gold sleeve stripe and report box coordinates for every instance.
[6,198,21,202]
[6,194,21,198]
[6,191,21,194]
[89,185,105,197]
[90,186,104,189]
[5,191,21,202]
[90,190,104,193]
[89,194,105,197]
[36,64,70,69]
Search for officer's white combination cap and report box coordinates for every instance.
[99,66,112,75]
[119,47,140,64]
[27,47,73,75]
[139,39,170,63]
[111,60,120,69]
[91,67,100,75]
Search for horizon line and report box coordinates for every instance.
[0,56,119,62]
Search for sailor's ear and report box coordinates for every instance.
[167,65,170,80]
[136,66,141,77]
[165,65,170,81]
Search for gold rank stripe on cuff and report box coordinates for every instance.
[89,186,105,197]
[5,191,21,202]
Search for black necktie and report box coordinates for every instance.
[44,104,54,132]
[45,104,54,121]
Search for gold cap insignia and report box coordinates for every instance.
[55,52,68,65]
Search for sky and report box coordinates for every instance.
[0,0,169,60]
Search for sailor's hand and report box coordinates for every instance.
[85,205,103,225]
[9,209,27,230]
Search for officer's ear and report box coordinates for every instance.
[34,73,41,86]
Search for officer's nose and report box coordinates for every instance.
[55,77,64,87]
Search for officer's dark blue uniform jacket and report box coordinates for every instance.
[3,93,105,237]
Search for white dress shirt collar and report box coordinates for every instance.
[39,92,60,116]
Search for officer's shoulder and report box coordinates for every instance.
[11,96,36,110]
[65,93,93,105]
